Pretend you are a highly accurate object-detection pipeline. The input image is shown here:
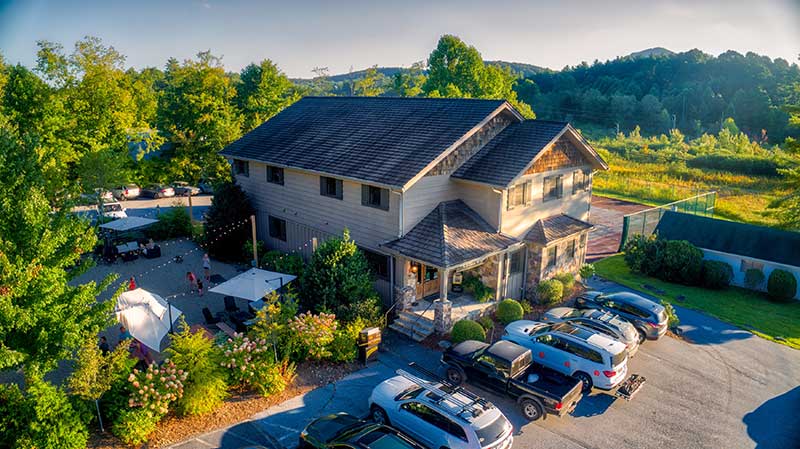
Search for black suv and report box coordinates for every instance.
[299,413,428,449]
[575,291,668,341]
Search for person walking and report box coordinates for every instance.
[202,253,211,281]
[197,278,204,296]
[128,276,136,290]
[187,271,197,293]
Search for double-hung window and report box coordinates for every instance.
[361,185,390,210]
[320,176,343,200]
[507,181,532,210]
[266,165,284,185]
[547,246,558,268]
[543,175,563,201]
[233,159,249,177]
[268,216,286,242]
[572,170,589,194]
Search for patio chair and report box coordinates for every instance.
[121,251,138,262]
[202,307,220,325]
[224,296,239,313]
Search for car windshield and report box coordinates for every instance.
[359,430,419,449]
[103,204,122,212]
[475,415,509,444]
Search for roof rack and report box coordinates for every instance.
[397,363,493,420]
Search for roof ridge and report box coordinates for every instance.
[300,96,506,103]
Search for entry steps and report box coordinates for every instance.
[389,310,435,342]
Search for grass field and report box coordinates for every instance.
[594,255,800,350]
[592,157,786,227]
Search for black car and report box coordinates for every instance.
[299,413,429,449]
[441,340,583,421]
[575,291,668,341]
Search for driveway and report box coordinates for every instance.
[172,288,800,449]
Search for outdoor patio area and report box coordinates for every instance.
[408,292,498,323]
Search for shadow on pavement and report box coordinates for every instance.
[743,386,800,449]
[570,392,617,418]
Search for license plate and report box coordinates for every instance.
[615,374,646,400]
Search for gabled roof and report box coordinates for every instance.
[655,211,800,267]
[382,200,521,268]
[452,121,608,187]
[525,214,594,245]
[220,96,510,189]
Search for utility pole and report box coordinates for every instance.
[251,214,258,267]
[615,123,620,135]
[671,114,677,130]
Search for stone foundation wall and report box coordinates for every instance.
[525,230,589,298]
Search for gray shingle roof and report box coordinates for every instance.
[525,214,594,245]
[382,200,520,268]
[452,120,568,186]
[220,96,507,188]
[655,211,800,267]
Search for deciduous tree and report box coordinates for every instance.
[236,59,299,132]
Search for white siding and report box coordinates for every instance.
[500,165,593,238]
[702,249,800,300]
[235,164,400,251]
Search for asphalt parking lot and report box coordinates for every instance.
[174,281,800,449]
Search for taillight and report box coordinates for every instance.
[603,370,616,378]
[555,402,563,410]
[647,322,662,328]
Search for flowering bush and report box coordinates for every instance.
[127,360,187,416]
[219,334,294,397]
[288,312,337,360]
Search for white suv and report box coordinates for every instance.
[503,320,629,392]
[369,370,513,449]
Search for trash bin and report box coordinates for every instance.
[451,272,463,293]
[358,327,381,365]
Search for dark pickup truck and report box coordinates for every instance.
[441,340,583,421]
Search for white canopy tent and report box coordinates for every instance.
[99,216,159,232]
[208,268,296,302]
[116,288,182,352]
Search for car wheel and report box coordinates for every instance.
[637,328,647,343]
[519,398,544,421]
[574,371,593,393]
[370,405,390,426]
[445,366,466,385]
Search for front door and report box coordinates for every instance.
[411,262,440,299]
[505,248,526,300]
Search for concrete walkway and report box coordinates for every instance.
[167,333,442,449]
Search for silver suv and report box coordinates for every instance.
[541,307,640,356]
[369,369,513,449]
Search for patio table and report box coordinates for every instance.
[116,241,140,254]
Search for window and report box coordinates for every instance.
[266,165,284,185]
[362,248,389,280]
[567,240,576,260]
[546,246,557,268]
[268,216,286,242]
[233,159,249,177]
[362,185,390,210]
[400,403,467,441]
[507,181,532,210]
[543,175,563,201]
[320,176,343,199]
[740,259,764,273]
[567,342,603,364]
[580,233,587,248]
[536,334,557,346]
[572,170,590,194]
[509,250,524,274]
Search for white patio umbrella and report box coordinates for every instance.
[116,288,182,352]
[208,268,296,301]
[99,216,159,232]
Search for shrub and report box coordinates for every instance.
[127,360,187,415]
[477,316,495,331]
[261,250,305,276]
[112,408,160,446]
[0,384,27,448]
[519,300,533,315]
[219,334,272,387]
[146,206,192,239]
[661,240,703,285]
[328,318,367,363]
[15,377,89,449]
[451,320,486,344]
[767,269,798,302]
[687,154,783,177]
[251,359,295,398]
[745,268,766,289]
[701,260,734,289]
[579,263,596,280]
[300,229,382,323]
[554,272,576,291]
[288,312,338,360]
[536,279,564,306]
[463,275,495,303]
[623,234,666,276]
[496,299,524,324]
[165,322,229,416]
[664,303,680,329]
[204,182,255,261]
[242,239,268,265]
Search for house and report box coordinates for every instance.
[220,96,608,337]
[655,211,800,299]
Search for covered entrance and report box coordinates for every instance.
[410,261,439,299]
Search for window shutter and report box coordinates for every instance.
[556,176,563,198]
[336,179,343,199]
[320,177,326,196]
[361,184,369,206]
[380,188,389,210]
[525,181,533,206]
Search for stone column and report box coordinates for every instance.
[394,285,415,313]
[434,298,452,334]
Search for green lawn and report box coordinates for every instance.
[594,255,800,350]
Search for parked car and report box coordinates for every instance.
[441,340,583,421]
[198,179,215,194]
[369,368,513,449]
[112,184,141,200]
[575,291,668,341]
[99,201,127,219]
[140,184,175,199]
[299,413,427,449]
[541,307,640,356]
[502,320,644,397]
[172,181,201,196]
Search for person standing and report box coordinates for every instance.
[128,276,136,290]
[119,326,132,343]
[187,271,197,292]
[197,278,204,296]
[99,336,110,355]
[202,253,211,281]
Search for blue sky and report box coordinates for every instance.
[1,0,798,78]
